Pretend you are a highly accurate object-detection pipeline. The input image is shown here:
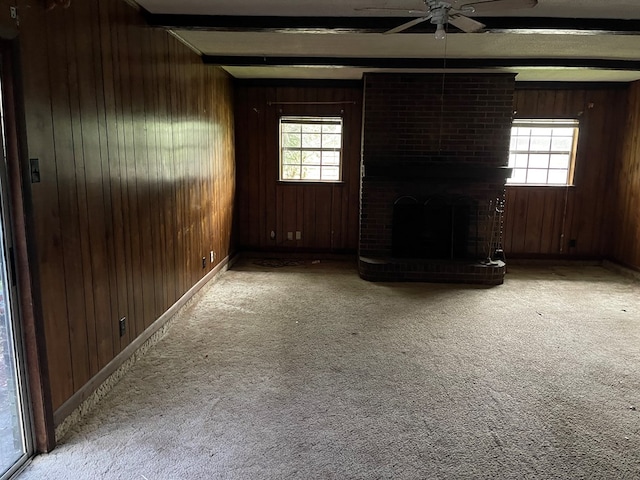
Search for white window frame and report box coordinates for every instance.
[507,119,579,186]
[279,116,343,183]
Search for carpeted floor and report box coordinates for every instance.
[17,259,640,479]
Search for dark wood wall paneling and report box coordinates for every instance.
[17,0,235,411]
[235,84,631,260]
[504,88,628,258]
[614,81,640,270]
[234,84,362,252]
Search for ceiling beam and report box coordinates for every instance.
[202,56,640,71]
[144,13,640,35]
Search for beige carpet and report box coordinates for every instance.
[17,259,640,479]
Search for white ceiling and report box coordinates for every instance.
[138,0,640,18]
[136,0,640,82]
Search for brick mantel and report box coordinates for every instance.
[363,163,512,182]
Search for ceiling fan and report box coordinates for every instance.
[356,0,538,39]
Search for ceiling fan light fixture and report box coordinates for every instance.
[434,23,446,40]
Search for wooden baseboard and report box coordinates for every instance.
[602,259,640,281]
[239,250,357,260]
[53,254,237,433]
[505,253,603,262]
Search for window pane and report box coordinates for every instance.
[282,150,300,165]
[551,136,573,151]
[553,128,575,136]
[323,124,341,134]
[302,133,321,148]
[508,168,527,184]
[515,154,528,168]
[282,165,301,180]
[548,169,569,184]
[529,154,549,169]
[322,134,341,149]
[550,154,569,169]
[302,166,321,180]
[515,137,530,151]
[281,123,300,133]
[301,123,321,133]
[322,166,340,181]
[282,133,301,148]
[323,151,340,166]
[302,151,321,165]
[530,136,551,151]
[526,169,548,184]
[532,127,552,136]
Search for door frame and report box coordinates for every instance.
[0,38,55,454]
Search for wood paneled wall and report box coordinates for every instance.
[16,0,235,410]
[504,87,627,258]
[234,84,362,252]
[614,81,640,269]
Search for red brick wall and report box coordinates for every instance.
[360,73,515,259]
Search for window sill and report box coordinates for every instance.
[506,184,576,188]
[277,180,345,186]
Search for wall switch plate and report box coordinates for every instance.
[287,232,293,240]
[119,317,126,337]
[295,231,301,240]
[30,158,41,183]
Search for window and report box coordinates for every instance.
[507,119,579,186]
[279,116,343,182]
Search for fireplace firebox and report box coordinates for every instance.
[392,196,476,260]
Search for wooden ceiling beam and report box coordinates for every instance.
[144,13,640,35]
[202,56,640,71]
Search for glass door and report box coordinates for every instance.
[0,58,32,480]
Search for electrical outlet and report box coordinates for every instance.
[295,231,301,240]
[202,256,206,269]
[210,250,215,263]
[270,230,276,240]
[119,317,126,337]
[287,231,293,241]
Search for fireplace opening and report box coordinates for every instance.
[392,195,476,260]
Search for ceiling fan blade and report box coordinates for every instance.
[448,14,486,33]
[385,16,432,34]
[454,0,537,14]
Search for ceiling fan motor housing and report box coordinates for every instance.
[428,1,452,26]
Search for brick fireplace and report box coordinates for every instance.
[359,73,515,284]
